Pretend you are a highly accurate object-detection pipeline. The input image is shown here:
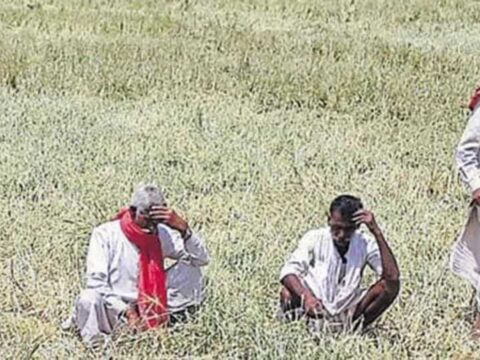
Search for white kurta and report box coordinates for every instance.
[451,104,480,305]
[63,220,209,347]
[279,227,382,329]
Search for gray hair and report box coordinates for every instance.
[130,184,165,217]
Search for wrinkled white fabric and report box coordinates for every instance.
[456,105,480,194]
[279,227,382,318]
[450,206,480,306]
[63,220,209,347]
[451,105,480,304]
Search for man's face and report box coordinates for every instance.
[133,209,151,230]
[328,210,357,246]
[134,203,165,231]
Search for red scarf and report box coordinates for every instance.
[468,87,480,111]
[115,208,168,328]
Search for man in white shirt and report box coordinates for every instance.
[278,195,400,332]
[451,89,480,336]
[63,184,209,347]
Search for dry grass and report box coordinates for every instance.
[1,0,480,358]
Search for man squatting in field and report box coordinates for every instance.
[278,195,400,331]
[62,184,209,347]
[451,88,480,337]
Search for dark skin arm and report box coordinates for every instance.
[281,275,324,318]
[352,209,400,326]
[352,209,399,281]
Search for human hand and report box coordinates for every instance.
[148,206,188,233]
[126,307,144,331]
[353,209,380,233]
[303,293,324,318]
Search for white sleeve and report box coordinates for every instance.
[85,227,128,313]
[279,230,317,281]
[85,228,110,290]
[456,107,480,194]
[365,235,383,277]
[184,232,209,267]
[158,225,209,267]
[157,225,182,259]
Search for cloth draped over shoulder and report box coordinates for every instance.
[63,208,209,347]
[115,208,168,328]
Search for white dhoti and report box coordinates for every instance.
[277,279,367,333]
[65,289,124,348]
[305,288,367,334]
[450,206,480,307]
[453,100,480,306]
[63,261,205,348]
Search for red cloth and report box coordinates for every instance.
[468,87,480,111]
[116,208,168,328]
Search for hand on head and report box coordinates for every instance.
[328,194,382,242]
[352,209,379,233]
[148,205,188,233]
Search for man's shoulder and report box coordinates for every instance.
[92,220,121,238]
[352,230,375,248]
[307,227,329,237]
[301,227,329,244]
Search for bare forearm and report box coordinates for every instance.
[371,228,400,281]
[281,274,315,299]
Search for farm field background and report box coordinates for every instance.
[1,0,480,358]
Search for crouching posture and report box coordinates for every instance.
[278,195,399,332]
[63,184,209,347]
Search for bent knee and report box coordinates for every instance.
[77,289,103,309]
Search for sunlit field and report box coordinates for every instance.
[2,0,480,358]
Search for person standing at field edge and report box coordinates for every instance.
[451,88,480,338]
[62,184,209,348]
[278,195,400,332]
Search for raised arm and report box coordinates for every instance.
[456,106,480,201]
[353,210,399,283]
[352,210,400,326]
[151,206,209,267]
[158,225,209,267]
[183,232,209,266]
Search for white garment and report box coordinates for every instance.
[455,104,480,194]
[63,220,209,347]
[450,206,480,305]
[279,227,382,320]
[451,105,480,303]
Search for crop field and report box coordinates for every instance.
[2,0,480,358]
